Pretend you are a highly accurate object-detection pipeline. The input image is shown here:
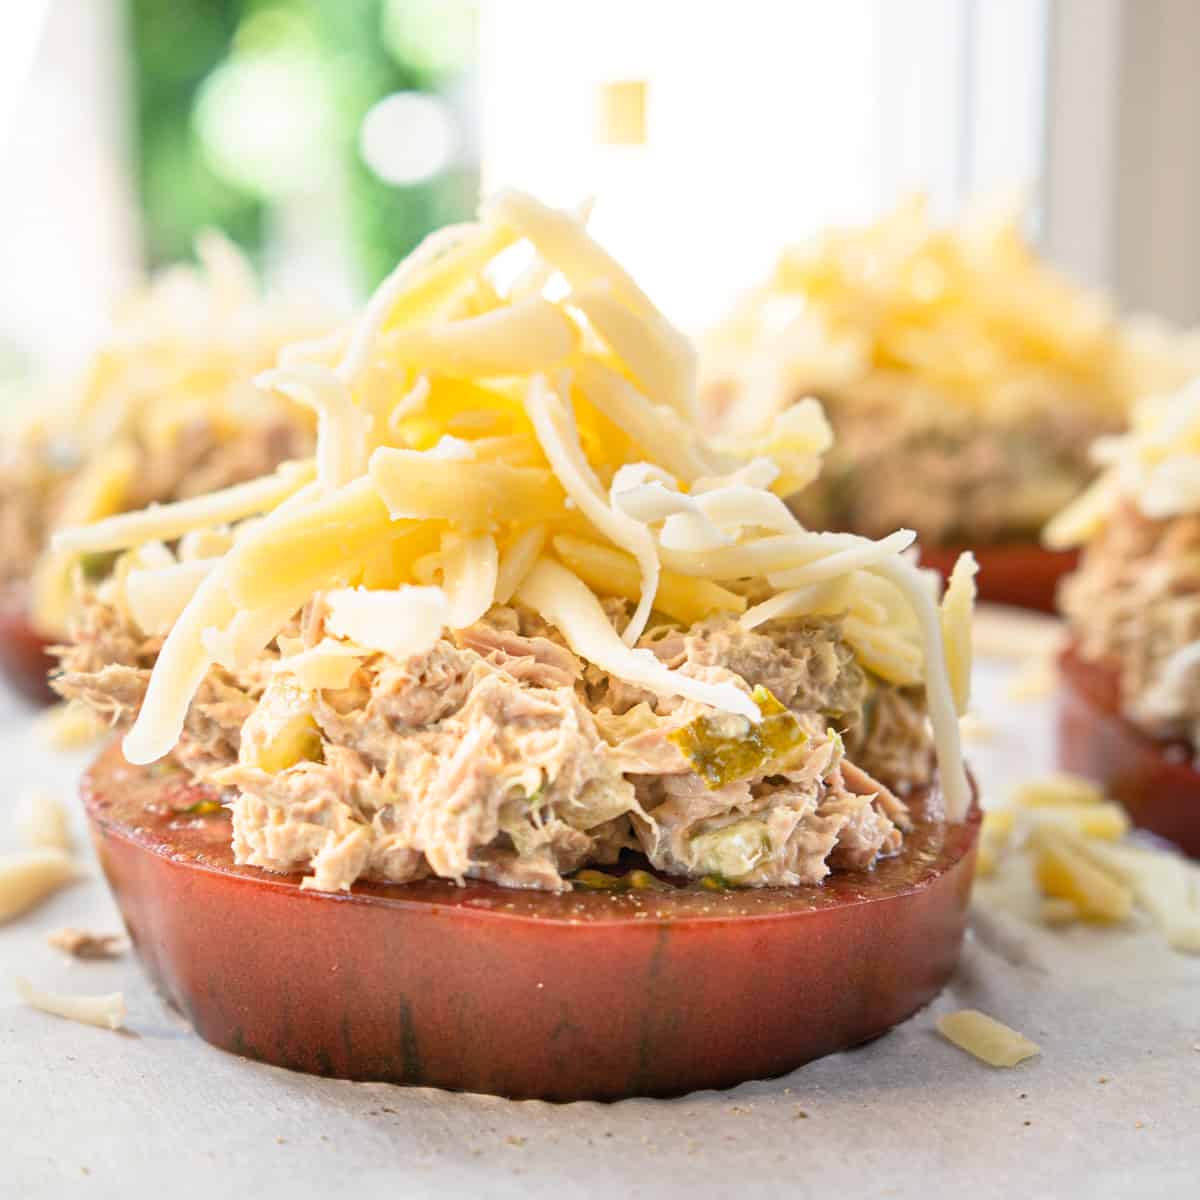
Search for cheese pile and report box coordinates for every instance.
[55,191,974,822]
[977,773,1200,952]
[28,232,332,634]
[703,195,1196,437]
[1045,377,1200,549]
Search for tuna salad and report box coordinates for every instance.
[0,233,329,636]
[53,190,974,895]
[1051,380,1200,747]
[702,198,1199,546]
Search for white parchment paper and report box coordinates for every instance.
[1,610,1197,1199]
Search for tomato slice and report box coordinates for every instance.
[919,544,1078,614]
[1057,643,1200,859]
[0,585,57,706]
[85,744,979,1099]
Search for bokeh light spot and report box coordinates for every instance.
[359,91,456,186]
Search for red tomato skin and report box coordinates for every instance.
[1057,642,1200,858]
[0,587,56,706]
[85,745,980,1101]
[919,544,1078,614]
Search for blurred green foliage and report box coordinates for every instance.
[126,0,479,289]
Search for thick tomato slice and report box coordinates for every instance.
[0,585,57,706]
[919,543,1078,614]
[1057,642,1200,858]
[84,744,980,1100]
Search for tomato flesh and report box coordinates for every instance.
[919,543,1078,614]
[84,743,980,1100]
[1057,642,1200,858]
[0,586,56,706]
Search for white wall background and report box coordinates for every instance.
[481,0,1050,330]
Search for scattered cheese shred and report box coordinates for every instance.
[936,1010,1041,1068]
[15,978,126,1032]
[17,792,73,852]
[1032,830,1134,924]
[0,850,78,923]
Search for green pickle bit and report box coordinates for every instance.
[668,685,808,789]
[183,799,223,816]
[571,868,674,893]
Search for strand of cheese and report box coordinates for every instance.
[869,557,971,821]
[552,534,745,626]
[51,460,315,554]
[516,558,759,721]
[369,447,564,527]
[525,375,660,645]
[381,296,579,378]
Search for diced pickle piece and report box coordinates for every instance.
[689,818,772,881]
[570,868,673,893]
[668,686,808,789]
[255,713,324,774]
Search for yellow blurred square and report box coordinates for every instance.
[595,79,647,146]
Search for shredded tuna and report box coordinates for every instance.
[790,387,1114,545]
[61,594,939,893]
[1062,502,1200,745]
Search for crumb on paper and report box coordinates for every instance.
[16,791,73,852]
[15,977,126,1031]
[936,1010,1041,1067]
[505,1136,526,1148]
[48,928,129,960]
[0,850,78,924]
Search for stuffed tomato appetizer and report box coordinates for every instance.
[56,191,979,1101]
[1050,380,1200,856]
[701,198,1196,612]
[0,234,328,704]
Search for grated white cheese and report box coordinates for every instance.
[50,460,315,555]
[0,850,78,924]
[870,557,971,822]
[324,586,447,663]
[518,558,760,722]
[525,375,660,645]
[15,978,126,1032]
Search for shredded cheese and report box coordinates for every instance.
[324,586,447,662]
[525,375,660,645]
[15,978,126,1032]
[17,792,72,853]
[0,850,78,923]
[870,557,971,821]
[941,552,978,715]
[936,1010,1041,1068]
[53,188,971,830]
[517,558,759,721]
[51,461,315,555]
